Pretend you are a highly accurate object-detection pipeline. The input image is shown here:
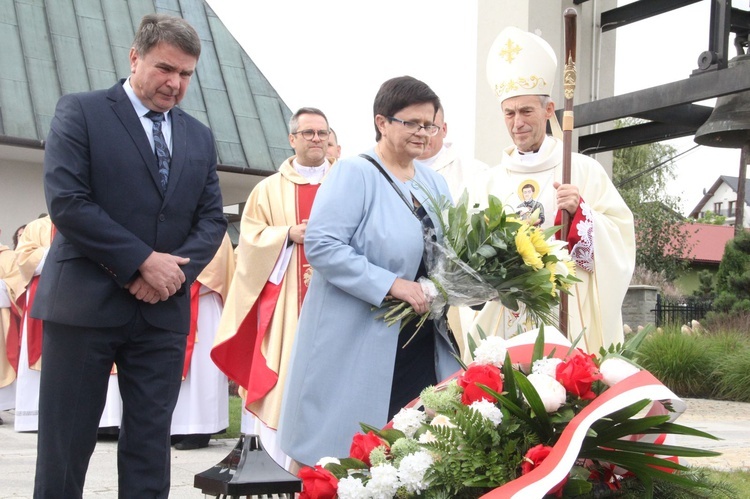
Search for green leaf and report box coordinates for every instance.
[379,429,408,446]
[531,323,545,364]
[589,399,652,432]
[336,457,368,469]
[654,421,722,440]
[582,449,714,492]
[476,244,498,259]
[562,477,594,495]
[501,351,518,405]
[357,423,405,445]
[595,439,722,458]
[587,415,672,443]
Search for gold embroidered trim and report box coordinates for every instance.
[493,76,548,97]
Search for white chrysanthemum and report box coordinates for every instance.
[397,451,434,493]
[337,476,368,499]
[366,464,400,499]
[315,456,340,467]
[392,408,426,438]
[600,357,640,387]
[526,373,567,413]
[532,357,563,378]
[473,336,508,367]
[418,430,437,444]
[430,414,456,428]
[469,399,504,425]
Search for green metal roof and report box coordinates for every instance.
[0,0,293,172]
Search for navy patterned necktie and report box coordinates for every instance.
[145,110,170,193]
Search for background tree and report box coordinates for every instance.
[691,269,715,301]
[700,210,727,226]
[712,231,750,314]
[612,118,694,282]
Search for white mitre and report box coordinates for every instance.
[486,26,557,103]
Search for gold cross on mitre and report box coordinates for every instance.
[500,38,522,63]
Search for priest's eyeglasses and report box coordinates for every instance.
[292,129,330,141]
[387,116,440,136]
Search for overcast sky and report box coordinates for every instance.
[207,0,744,214]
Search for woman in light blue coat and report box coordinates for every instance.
[279,76,461,466]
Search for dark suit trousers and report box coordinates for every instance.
[33,309,186,499]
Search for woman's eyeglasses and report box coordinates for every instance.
[387,116,440,136]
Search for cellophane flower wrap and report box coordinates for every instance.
[377,190,580,333]
[297,325,726,498]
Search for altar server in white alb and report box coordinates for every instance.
[170,232,234,450]
[469,26,635,355]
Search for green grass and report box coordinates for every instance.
[634,327,750,401]
[703,468,750,499]
[715,352,750,402]
[214,395,242,439]
[635,328,718,397]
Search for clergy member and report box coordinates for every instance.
[469,26,635,355]
[0,231,23,417]
[212,107,337,467]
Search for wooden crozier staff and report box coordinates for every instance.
[559,8,577,338]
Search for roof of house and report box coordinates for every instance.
[677,223,736,264]
[689,175,750,218]
[0,0,292,173]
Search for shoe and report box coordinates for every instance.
[0,416,3,425]
[174,433,211,450]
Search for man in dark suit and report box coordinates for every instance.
[32,14,227,498]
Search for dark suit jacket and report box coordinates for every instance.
[32,81,227,334]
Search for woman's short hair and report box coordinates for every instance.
[132,13,201,59]
[373,76,440,141]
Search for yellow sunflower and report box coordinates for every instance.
[529,227,551,255]
[516,226,543,270]
[546,261,558,295]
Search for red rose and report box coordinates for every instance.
[298,465,338,499]
[349,431,389,467]
[521,444,567,497]
[555,351,602,400]
[458,363,503,405]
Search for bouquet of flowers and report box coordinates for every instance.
[297,326,726,499]
[377,191,579,332]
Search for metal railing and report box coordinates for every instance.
[652,294,712,327]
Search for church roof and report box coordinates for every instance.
[0,0,292,174]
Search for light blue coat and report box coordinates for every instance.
[278,149,461,465]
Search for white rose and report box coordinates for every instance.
[526,373,567,413]
[315,456,340,467]
[600,358,640,387]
